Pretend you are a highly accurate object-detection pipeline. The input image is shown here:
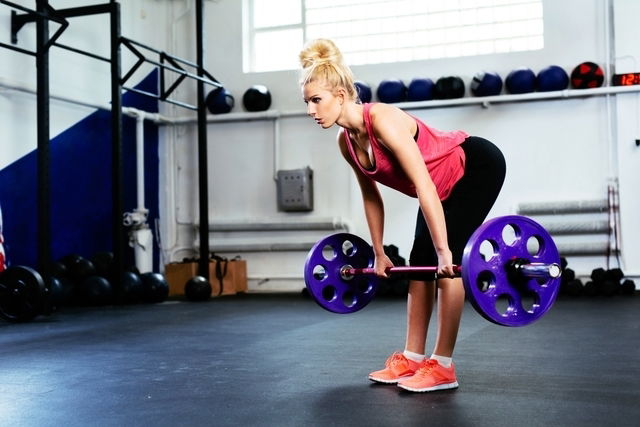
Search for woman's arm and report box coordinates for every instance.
[368,105,454,276]
[337,130,394,276]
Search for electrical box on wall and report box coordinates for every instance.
[276,167,314,212]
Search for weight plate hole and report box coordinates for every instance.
[476,270,495,293]
[356,279,372,294]
[342,291,356,307]
[342,240,356,257]
[322,245,336,261]
[526,235,543,257]
[501,223,520,246]
[312,265,327,281]
[495,294,513,317]
[321,285,336,302]
[479,239,499,261]
[519,290,540,313]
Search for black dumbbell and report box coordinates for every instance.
[620,279,636,296]
[583,280,598,297]
[565,279,583,297]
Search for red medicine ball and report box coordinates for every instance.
[570,61,604,89]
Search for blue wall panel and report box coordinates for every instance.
[0,69,160,271]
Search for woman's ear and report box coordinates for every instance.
[336,87,348,105]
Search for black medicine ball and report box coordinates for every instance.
[206,87,234,114]
[570,61,604,89]
[434,76,465,99]
[242,85,272,112]
[185,276,211,301]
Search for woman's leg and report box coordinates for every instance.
[404,279,436,354]
[432,278,465,357]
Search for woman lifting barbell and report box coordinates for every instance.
[299,39,506,393]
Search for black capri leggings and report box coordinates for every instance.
[409,136,506,279]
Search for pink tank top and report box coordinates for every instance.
[344,103,468,200]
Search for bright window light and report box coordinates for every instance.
[244,0,544,73]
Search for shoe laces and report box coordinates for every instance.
[385,352,408,368]
[415,359,438,376]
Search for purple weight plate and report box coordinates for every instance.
[304,233,377,314]
[461,215,561,327]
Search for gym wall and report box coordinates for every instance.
[159,0,640,291]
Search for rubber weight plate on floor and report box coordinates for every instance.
[0,265,46,322]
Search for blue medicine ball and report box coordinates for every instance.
[354,81,372,103]
[407,78,434,102]
[205,87,234,114]
[505,67,536,94]
[471,71,503,97]
[537,65,569,92]
[376,79,407,103]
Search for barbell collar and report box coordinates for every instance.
[513,262,562,279]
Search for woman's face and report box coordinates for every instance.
[302,80,343,129]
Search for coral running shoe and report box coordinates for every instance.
[369,352,422,384]
[397,359,459,392]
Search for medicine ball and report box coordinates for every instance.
[471,71,503,97]
[407,78,434,102]
[433,76,465,99]
[205,86,234,114]
[242,85,272,112]
[77,276,113,306]
[116,271,144,304]
[185,276,211,301]
[62,255,96,284]
[354,80,372,103]
[140,272,169,304]
[537,65,569,92]
[570,61,604,89]
[49,276,74,306]
[91,251,114,279]
[376,79,407,103]
[505,67,536,94]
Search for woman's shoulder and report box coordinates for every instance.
[368,102,415,129]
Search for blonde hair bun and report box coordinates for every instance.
[298,39,357,101]
[299,39,343,69]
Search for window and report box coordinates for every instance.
[243,0,544,73]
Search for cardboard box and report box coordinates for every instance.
[165,259,247,297]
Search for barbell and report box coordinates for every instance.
[304,215,562,327]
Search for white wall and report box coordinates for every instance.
[158,0,640,291]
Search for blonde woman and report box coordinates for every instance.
[299,39,505,392]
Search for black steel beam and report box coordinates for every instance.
[0,40,36,56]
[35,0,51,281]
[196,0,209,279]
[110,2,125,288]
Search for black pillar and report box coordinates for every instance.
[196,0,209,279]
[35,0,51,280]
[110,2,124,284]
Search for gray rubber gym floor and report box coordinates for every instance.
[1,292,639,427]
